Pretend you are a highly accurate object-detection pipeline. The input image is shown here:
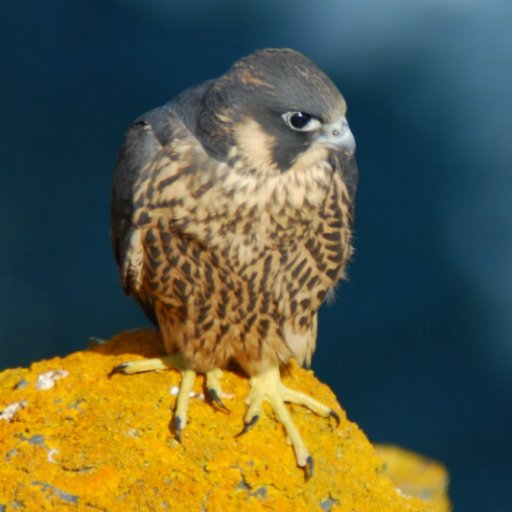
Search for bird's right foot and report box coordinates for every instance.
[109,358,229,440]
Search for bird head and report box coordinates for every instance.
[199,48,356,175]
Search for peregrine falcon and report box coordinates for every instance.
[110,48,358,479]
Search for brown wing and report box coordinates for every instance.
[111,104,180,324]
[111,79,217,324]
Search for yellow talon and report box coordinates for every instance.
[242,366,336,477]
[172,369,196,441]
[109,353,187,376]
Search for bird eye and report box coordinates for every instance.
[282,111,321,132]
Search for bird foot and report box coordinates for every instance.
[172,368,230,439]
[240,366,338,480]
[109,357,227,440]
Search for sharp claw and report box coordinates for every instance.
[172,416,183,443]
[207,388,230,414]
[235,415,259,438]
[304,455,314,481]
[329,410,340,428]
[108,363,128,378]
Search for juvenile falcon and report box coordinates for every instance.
[110,48,358,479]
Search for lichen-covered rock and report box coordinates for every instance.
[0,330,447,511]
[376,445,451,512]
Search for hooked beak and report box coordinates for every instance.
[316,116,356,156]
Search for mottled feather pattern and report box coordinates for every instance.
[111,48,359,475]
[117,119,352,374]
[111,48,357,376]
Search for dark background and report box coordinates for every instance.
[1,1,511,509]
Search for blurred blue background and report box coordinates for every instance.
[1,1,511,509]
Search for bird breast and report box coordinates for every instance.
[137,132,338,270]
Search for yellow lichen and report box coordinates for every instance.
[0,330,449,511]
[376,445,451,512]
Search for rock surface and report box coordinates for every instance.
[377,445,451,512]
[0,330,448,511]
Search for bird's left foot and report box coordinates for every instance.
[238,366,339,480]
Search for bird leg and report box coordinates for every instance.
[240,366,339,480]
[109,356,228,440]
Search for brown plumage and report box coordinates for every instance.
[111,48,358,478]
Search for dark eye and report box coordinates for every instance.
[290,112,311,129]
[282,111,321,132]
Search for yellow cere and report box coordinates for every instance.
[0,330,449,511]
